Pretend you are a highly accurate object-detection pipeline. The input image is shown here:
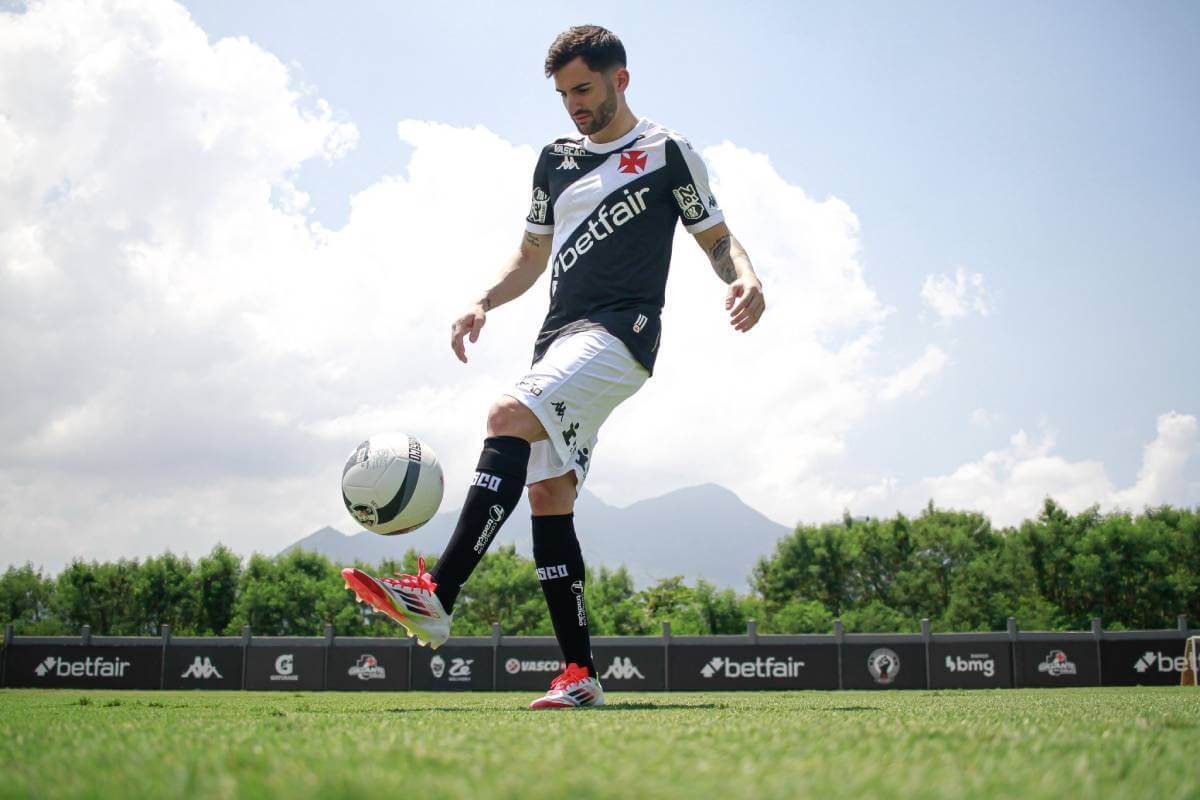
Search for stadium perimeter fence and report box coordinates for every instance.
[2,617,1195,692]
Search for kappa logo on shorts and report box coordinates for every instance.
[552,401,566,421]
[562,422,579,447]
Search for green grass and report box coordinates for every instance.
[1,688,1197,799]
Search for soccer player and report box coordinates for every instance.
[342,25,765,708]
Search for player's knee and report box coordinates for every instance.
[528,476,575,516]
[487,397,543,440]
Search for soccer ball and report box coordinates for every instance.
[341,433,444,535]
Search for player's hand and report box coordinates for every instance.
[450,303,487,363]
[725,276,765,332]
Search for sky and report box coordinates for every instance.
[1,0,1198,570]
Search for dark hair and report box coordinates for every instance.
[544,25,626,77]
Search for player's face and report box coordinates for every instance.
[554,57,625,136]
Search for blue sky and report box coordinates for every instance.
[1,0,1197,569]
[186,0,1200,483]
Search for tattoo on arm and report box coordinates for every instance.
[709,235,737,283]
[481,295,492,312]
[523,232,541,249]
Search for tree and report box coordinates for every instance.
[0,564,64,634]
[193,544,241,635]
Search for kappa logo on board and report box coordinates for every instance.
[181,656,223,680]
[600,656,645,681]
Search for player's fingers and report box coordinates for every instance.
[733,298,765,331]
[729,286,758,319]
[725,283,742,310]
[468,314,485,343]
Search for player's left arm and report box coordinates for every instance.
[693,221,765,333]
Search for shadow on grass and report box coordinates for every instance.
[385,703,724,713]
[824,706,881,712]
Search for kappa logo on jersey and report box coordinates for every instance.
[618,150,648,174]
[473,504,506,554]
[633,313,648,333]
[529,187,549,224]
[471,471,502,491]
[672,183,704,220]
[536,564,568,581]
[575,447,590,472]
[181,656,223,680]
[556,156,579,170]
[600,656,645,681]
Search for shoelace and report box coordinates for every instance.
[383,556,438,594]
[550,662,590,690]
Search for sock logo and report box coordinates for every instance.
[473,505,506,553]
[573,580,587,626]
[536,564,568,581]
[471,472,502,491]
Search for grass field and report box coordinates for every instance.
[1,688,1197,799]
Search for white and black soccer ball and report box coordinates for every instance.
[341,433,444,535]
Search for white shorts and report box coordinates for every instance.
[505,328,649,491]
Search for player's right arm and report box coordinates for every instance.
[450,230,552,364]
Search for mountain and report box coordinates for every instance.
[282,484,791,589]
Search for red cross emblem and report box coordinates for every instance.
[618,150,647,174]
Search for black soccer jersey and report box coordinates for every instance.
[524,118,723,375]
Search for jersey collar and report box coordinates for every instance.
[583,117,651,154]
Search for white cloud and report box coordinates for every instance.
[920,267,989,324]
[843,413,1198,527]
[0,0,1010,568]
[968,408,1000,428]
[878,345,948,401]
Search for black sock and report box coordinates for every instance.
[430,435,529,612]
[532,513,594,676]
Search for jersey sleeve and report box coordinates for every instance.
[525,148,555,235]
[665,135,725,234]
